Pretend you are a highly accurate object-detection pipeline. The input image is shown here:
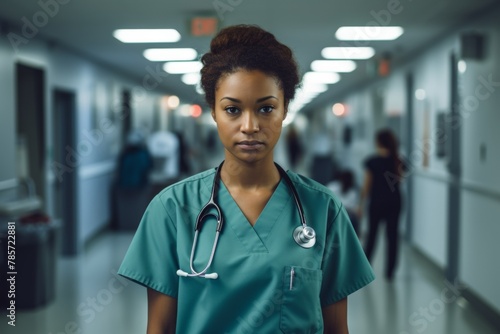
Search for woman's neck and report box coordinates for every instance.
[377,147,390,157]
[220,156,280,190]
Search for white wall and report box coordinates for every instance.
[0,32,165,249]
[404,37,456,266]
[411,173,448,266]
[456,11,500,313]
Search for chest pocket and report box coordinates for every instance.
[279,266,323,334]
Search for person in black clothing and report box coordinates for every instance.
[358,129,405,280]
[286,124,303,169]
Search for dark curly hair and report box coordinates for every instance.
[201,25,300,109]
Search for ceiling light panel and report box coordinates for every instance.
[144,48,198,61]
[303,71,341,84]
[163,61,203,74]
[311,60,357,73]
[335,26,403,41]
[181,73,201,85]
[113,29,181,43]
[322,47,375,59]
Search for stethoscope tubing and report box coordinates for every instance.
[177,161,316,280]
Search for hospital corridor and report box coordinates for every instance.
[1,1,500,333]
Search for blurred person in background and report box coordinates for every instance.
[116,130,152,189]
[358,128,405,281]
[327,169,360,236]
[112,129,153,230]
[285,123,303,170]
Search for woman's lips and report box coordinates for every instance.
[237,141,264,150]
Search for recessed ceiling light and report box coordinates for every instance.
[301,83,329,94]
[113,29,181,43]
[458,60,467,73]
[415,89,426,100]
[303,71,341,84]
[144,48,198,61]
[335,26,403,41]
[181,73,201,85]
[163,61,203,74]
[311,60,357,73]
[322,47,375,59]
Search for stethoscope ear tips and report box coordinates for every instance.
[293,225,316,248]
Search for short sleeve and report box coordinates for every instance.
[118,194,179,298]
[320,204,375,306]
[364,156,375,172]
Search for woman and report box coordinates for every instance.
[358,129,404,281]
[118,25,374,333]
[327,170,360,236]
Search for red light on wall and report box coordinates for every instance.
[378,58,390,77]
[191,104,202,118]
[191,17,218,36]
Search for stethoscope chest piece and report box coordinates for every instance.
[293,225,316,248]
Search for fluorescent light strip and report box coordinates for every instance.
[181,73,201,85]
[113,29,181,43]
[163,61,203,74]
[322,47,375,59]
[144,48,197,61]
[303,71,340,84]
[301,83,328,94]
[335,26,403,41]
[311,60,357,73]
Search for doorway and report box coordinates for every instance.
[52,89,78,256]
[16,63,46,205]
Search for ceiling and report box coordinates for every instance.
[1,0,497,112]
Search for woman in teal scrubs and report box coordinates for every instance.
[118,25,374,334]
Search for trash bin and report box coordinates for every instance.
[0,221,59,310]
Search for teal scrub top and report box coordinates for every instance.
[118,167,375,333]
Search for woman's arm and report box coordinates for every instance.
[146,288,177,334]
[357,170,372,218]
[322,297,349,334]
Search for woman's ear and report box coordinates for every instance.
[211,109,216,122]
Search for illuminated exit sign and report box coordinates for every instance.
[191,17,218,36]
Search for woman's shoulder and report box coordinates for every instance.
[155,168,216,200]
[364,154,388,169]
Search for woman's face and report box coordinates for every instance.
[212,70,286,164]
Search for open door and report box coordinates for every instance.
[16,63,45,206]
[52,89,78,256]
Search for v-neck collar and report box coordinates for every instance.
[215,172,293,253]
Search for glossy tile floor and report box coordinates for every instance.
[1,231,498,334]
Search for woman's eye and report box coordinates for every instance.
[225,106,239,114]
[259,105,274,113]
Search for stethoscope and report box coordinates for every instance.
[176,161,316,280]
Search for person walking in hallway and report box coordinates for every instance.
[358,129,405,281]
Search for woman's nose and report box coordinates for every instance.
[240,111,259,134]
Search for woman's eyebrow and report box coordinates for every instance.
[256,95,278,103]
[219,96,278,103]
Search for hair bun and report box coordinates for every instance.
[210,24,281,54]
